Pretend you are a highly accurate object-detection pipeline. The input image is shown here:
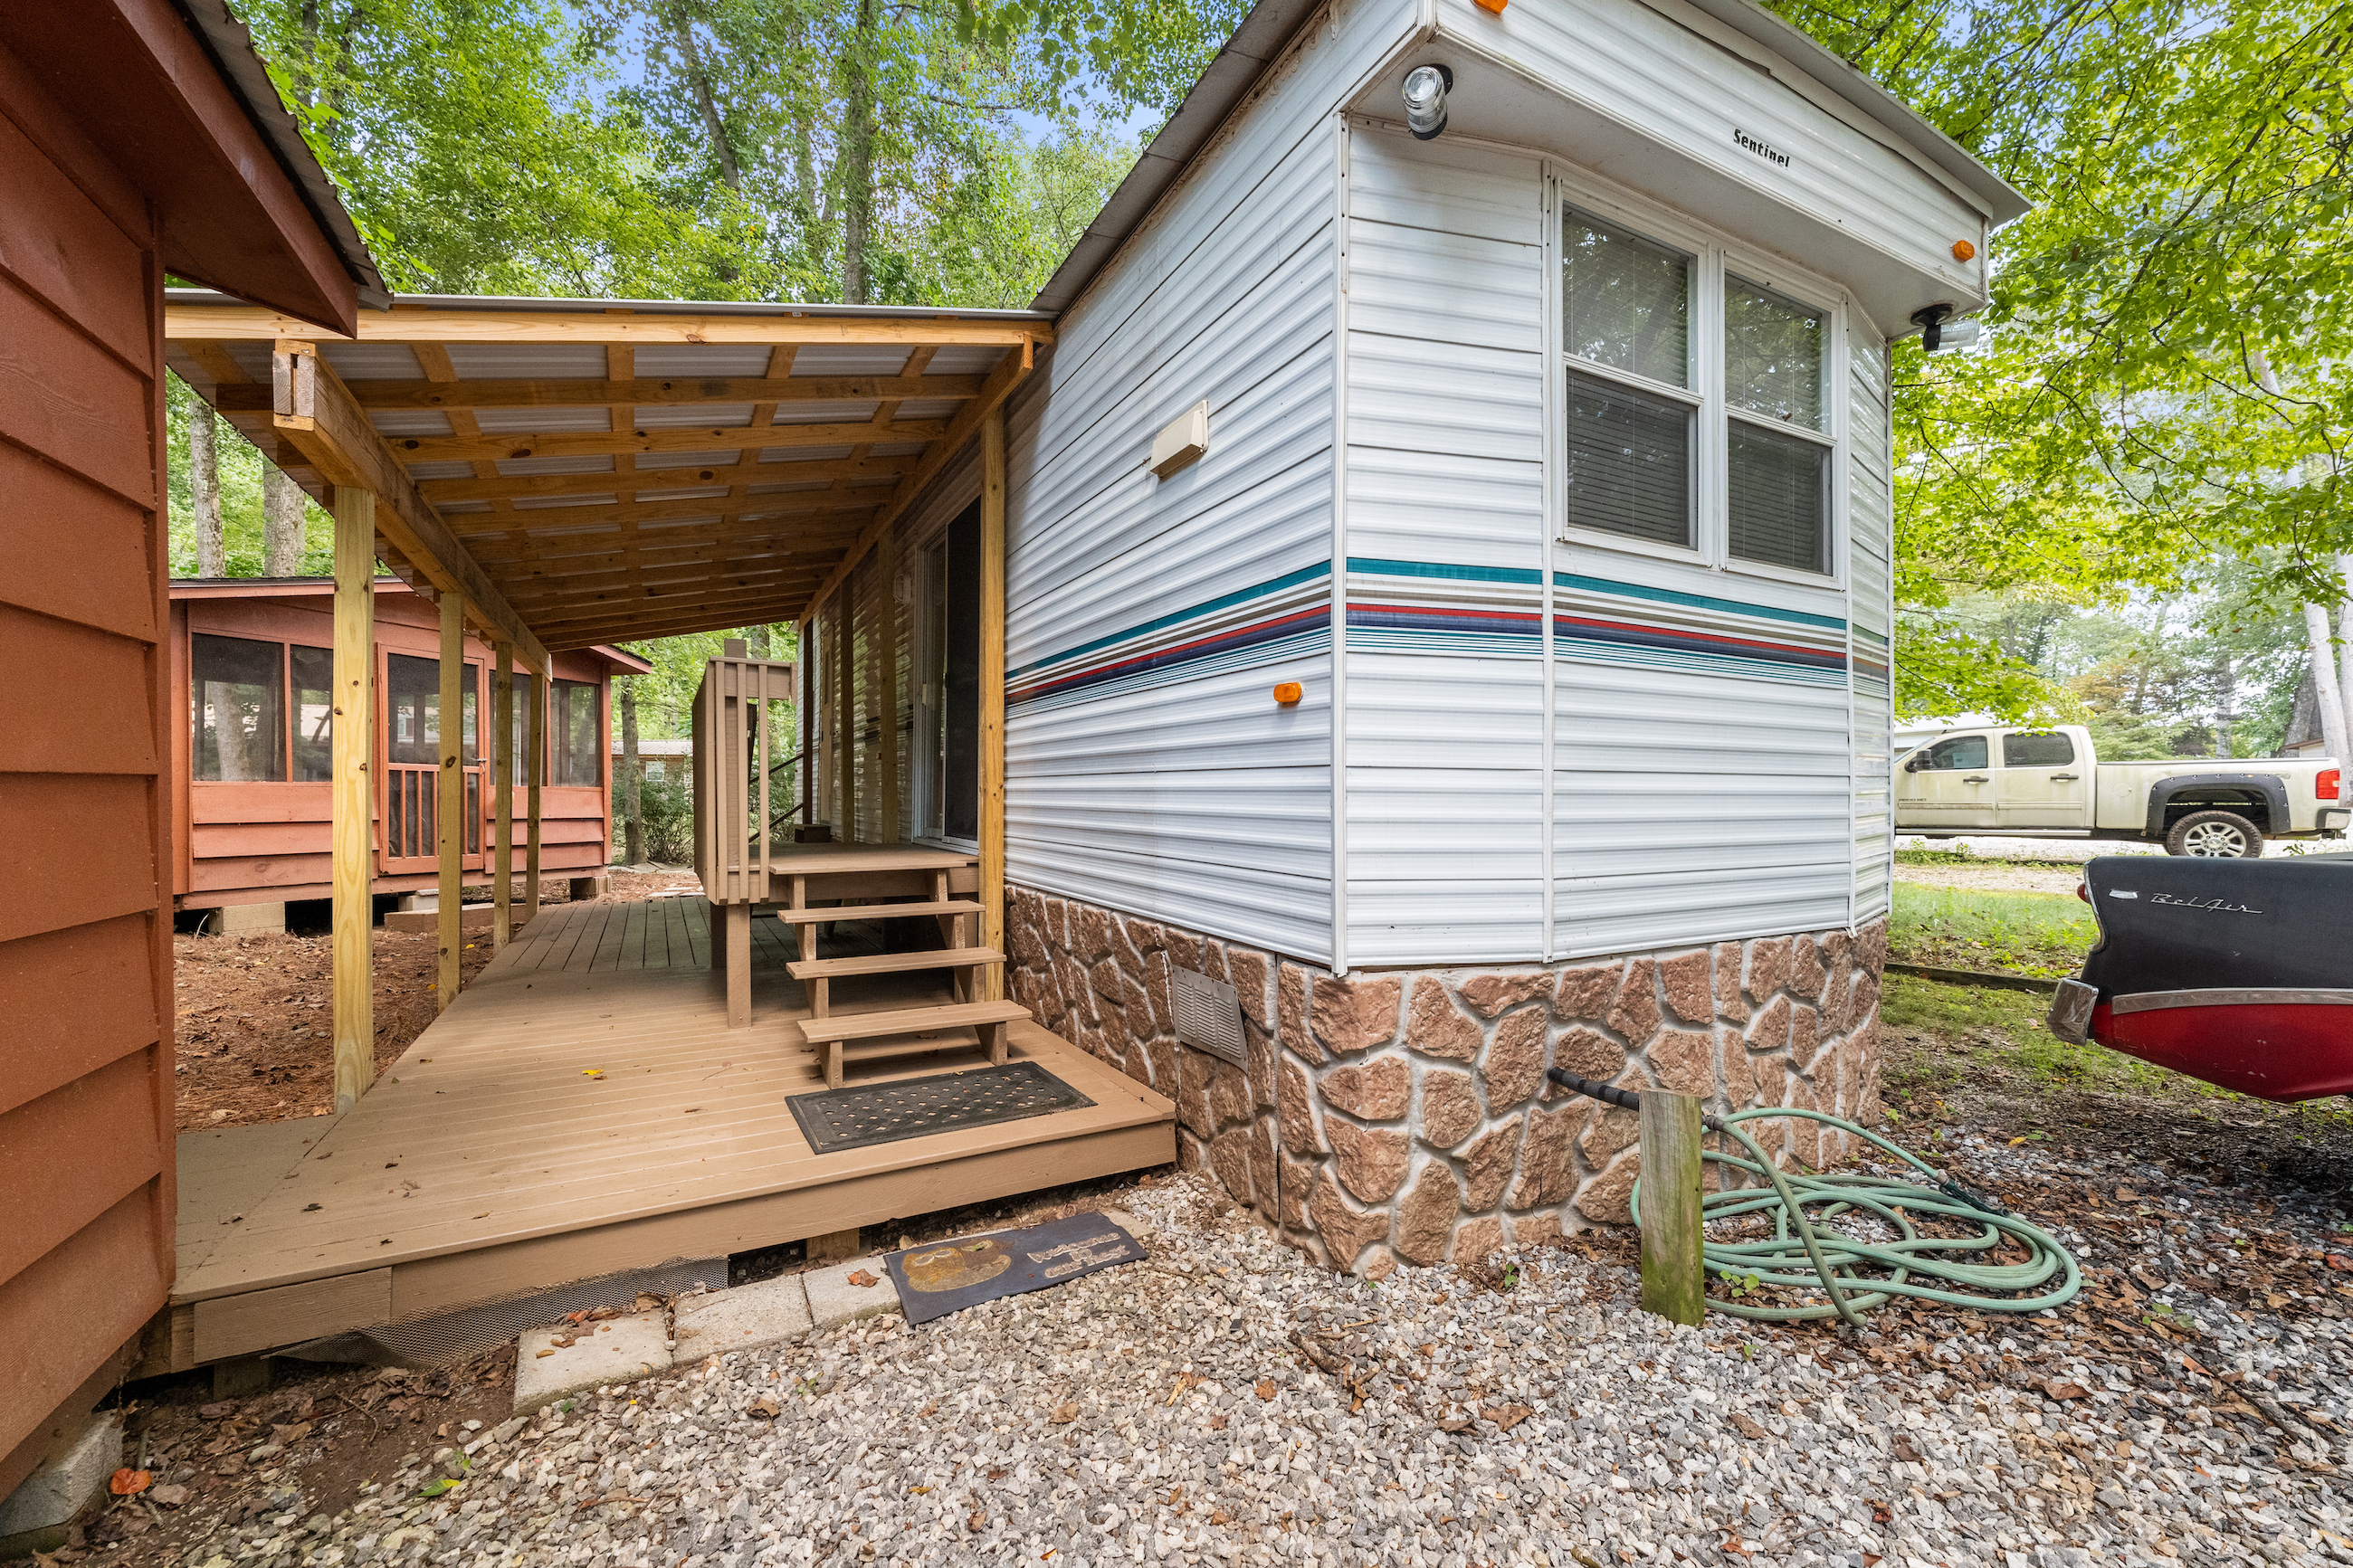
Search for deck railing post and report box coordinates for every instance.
[980,407,1006,999]
[436,591,463,1012]
[492,643,512,948]
[330,486,376,1114]
[526,661,543,927]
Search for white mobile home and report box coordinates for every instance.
[156,0,2024,1345]
[967,0,2024,1266]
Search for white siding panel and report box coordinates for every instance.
[1000,0,1423,965]
[1849,321,1895,922]
[1341,126,1548,965]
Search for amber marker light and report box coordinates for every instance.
[1473,0,1508,12]
[1952,239,1977,261]
[1272,682,1303,705]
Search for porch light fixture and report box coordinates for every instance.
[1403,64,1452,140]
[1910,302,1980,353]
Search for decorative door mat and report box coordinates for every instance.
[786,1060,1093,1155]
[884,1212,1144,1326]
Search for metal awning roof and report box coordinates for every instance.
[166,291,1050,662]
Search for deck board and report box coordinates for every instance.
[174,887,1175,1351]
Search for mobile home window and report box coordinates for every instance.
[1725,276,1832,572]
[549,679,603,786]
[193,634,286,781]
[291,646,334,781]
[1561,208,1695,547]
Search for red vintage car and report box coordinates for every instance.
[2049,854,2353,1101]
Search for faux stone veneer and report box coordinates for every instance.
[1005,887,1887,1278]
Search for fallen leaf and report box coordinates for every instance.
[1050,1403,1080,1423]
[582,1069,604,1079]
[2327,1255,2351,1273]
[2043,1381,2090,1402]
[534,1350,556,1359]
[1437,1418,1472,1433]
[1207,1414,1229,1430]
[198,1402,234,1420]
[1483,1403,1534,1432]
[910,1485,931,1495]
[1728,1411,1767,1440]
[1166,1373,1204,1406]
[1892,1436,1923,1465]
[417,1478,461,1498]
[847,1269,880,1288]
[272,1422,312,1445]
[1871,1502,1892,1524]
[748,1396,780,1419]
[1210,1509,1233,1525]
[967,1513,987,1532]
[109,1469,150,1497]
[1254,1380,1275,1402]
[148,1485,190,1508]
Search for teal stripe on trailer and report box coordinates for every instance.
[1555,571,1846,632]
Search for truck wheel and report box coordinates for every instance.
[2165,810,2264,858]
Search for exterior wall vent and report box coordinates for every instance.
[1170,965,1246,1064]
[1147,401,1210,479]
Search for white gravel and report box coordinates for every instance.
[173,1162,2353,1568]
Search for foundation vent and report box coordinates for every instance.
[1170,967,1246,1066]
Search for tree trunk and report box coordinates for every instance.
[2304,601,2351,802]
[2213,652,2234,759]
[621,677,643,866]
[838,0,881,304]
[672,19,742,192]
[189,397,225,576]
[262,466,308,575]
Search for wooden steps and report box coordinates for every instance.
[782,858,1035,1088]
[786,946,1005,981]
[776,899,983,926]
[798,1000,1029,1044]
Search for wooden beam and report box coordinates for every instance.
[331,488,376,1113]
[539,599,835,652]
[492,648,513,950]
[502,570,839,619]
[878,526,900,845]
[436,593,464,1013]
[836,590,855,840]
[382,418,947,467]
[980,409,1007,1002]
[799,341,1034,630]
[172,303,1053,348]
[267,342,549,674]
[219,373,985,413]
[520,581,838,640]
[417,455,908,505]
[526,671,543,927]
[442,490,884,537]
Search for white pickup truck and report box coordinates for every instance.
[1895,724,2347,856]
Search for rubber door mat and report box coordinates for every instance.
[884,1212,1144,1326]
[786,1060,1094,1155]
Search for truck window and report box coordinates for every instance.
[2002,731,2074,767]
[1915,735,1988,771]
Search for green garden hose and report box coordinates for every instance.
[1551,1071,2083,1326]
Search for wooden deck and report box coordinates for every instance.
[170,896,1175,1366]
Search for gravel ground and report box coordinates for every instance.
[104,1134,2353,1568]
[1893,837,2171,864]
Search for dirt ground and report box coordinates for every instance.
[1894,858,2091,896]
[174,870,699,1133]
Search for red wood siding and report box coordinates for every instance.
[0,50,176,1470]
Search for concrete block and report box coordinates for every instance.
[568,877,608,901]
[803,1259,900,1332]
[214,902,284,936]
[513,1309,670,1413]
[383,904,494,934]
[672,1276,812,1358]
[0,1411,120,1556]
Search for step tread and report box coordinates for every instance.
[776,899,982,925]
[840,1034,988,1063]
[787,946,1005,981]
[797,1000,1029,1043]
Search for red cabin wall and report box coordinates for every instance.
[0,49,176,1484]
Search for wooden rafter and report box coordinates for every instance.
[214,373,983,413]
[442,489,887,537]
[414,454,910,505]
[384,419,946,466]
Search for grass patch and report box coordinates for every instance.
[1893,844,1986,867]
[1890,882,2100,979]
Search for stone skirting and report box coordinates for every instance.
[1004,888,1886,1278]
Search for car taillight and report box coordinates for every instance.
[2321,768,2342,801]
[2076,881,2090,904]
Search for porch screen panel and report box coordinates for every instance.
[550,679,602,785]
[193,633,285,781]
[291,645,334,781]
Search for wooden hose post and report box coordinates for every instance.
[1636,1088,1706,1326]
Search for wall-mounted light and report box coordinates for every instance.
[1403,64,1452,140]
[1909,302,1981,353]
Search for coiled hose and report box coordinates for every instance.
[1549,1071,2083,1326]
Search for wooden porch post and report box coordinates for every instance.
[879,528,900,843]
[492,644,512,948]
[330,486,376,1112]
[980,409,1006,1000]
[836,590,856,841]
[435,591,463,1012]
[526,667,543,927]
